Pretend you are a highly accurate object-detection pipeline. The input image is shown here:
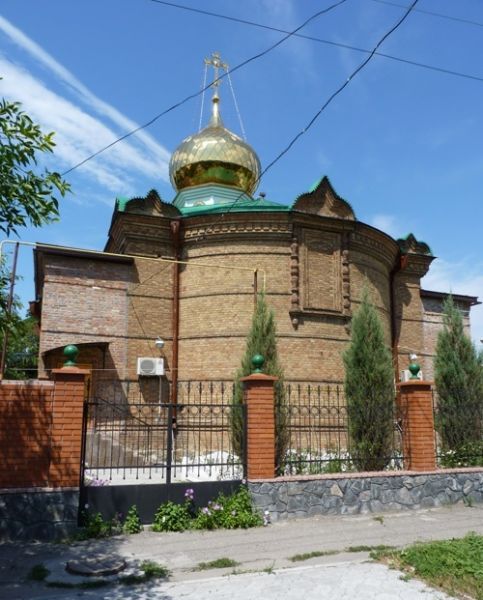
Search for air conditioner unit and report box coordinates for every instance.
[137,357,164,377]
[400,369,423,382]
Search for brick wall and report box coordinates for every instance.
[0,369,87,489]
[35,211,468,391]
[39,255,134,380]
[0,381,54,487]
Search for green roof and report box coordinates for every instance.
[115,196,130,212]
[173,183,290,215]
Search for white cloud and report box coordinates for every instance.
[0,16,170,196]
[258,0,318,83]
[422,258,483,346]
[370,214,405,239]
[0,15,170,165]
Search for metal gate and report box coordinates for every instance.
[79,382,246,523]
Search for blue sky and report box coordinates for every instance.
[1,0,483,346]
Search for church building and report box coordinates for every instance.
[33,54,478,401]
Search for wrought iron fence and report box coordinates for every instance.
[82,387,245,485]
[279,383,407,475]
[432,390,483,468]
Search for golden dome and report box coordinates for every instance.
[169,97,261,195]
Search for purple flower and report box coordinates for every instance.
[212,504,222,511]
[202,507,211,515]
[184,488,195,501]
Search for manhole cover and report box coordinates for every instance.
[66,557,127,577]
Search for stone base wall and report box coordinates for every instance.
[0,488,79,541]
[248,469,483,520]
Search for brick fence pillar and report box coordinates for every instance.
[49,367,89,487]
[397,381,436,471]
[240,373,277,479]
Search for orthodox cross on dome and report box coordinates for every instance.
[204,52,228,127]
[204,51,228,93]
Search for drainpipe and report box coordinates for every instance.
[170,220,181,406]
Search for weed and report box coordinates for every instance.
[228,568,251,576]
[192,487,263,530]
[289,550,338,562]
[27,564,50,581]
[463,496,474,508]
[262,562,276,574]
[369,546,398,560]
[152,501,191,533]
[399,573,412,582]
[372,533,483,600]
[347,544,395,553]
[123,505,143,534]
[76,511,122,540]
[140,560,170,579]
[372,515,384,524]
[195,558,239,571]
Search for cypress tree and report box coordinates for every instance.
[434,295,483,458]
[232,293,287,472]
[343,289,395,471]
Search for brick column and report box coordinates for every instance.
[49,367,89,488]
[397,381,436,471]
[240,373,277,479]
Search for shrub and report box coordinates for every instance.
[434,295,483,459]
[152,501,191,533]
[77,511,122,540]
[192,487,262,530]
[232,293,288,474]
[123,505,143,534]
[343,288,395,471]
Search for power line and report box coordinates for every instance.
[150,0,483,85]
[368,0,483,29]
[193,0,420,241]
[60,0,348,177]
[264,0,420,175]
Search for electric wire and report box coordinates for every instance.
[227,69,247,141]
[60,0,349,177]
[198,62,208,132]
[192,0,420,242]
[368,0,483,29]
[150,0,483,85]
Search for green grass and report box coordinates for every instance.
[372,533,483,600]
[346,544,395,553]
[140,560,170,579]
[27,564,50,581]
[120,560,170,584]
[195,557,239,571]
[262,562,276,574]
[289,550,338,562]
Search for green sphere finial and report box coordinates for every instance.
[408,353,421,380]
[251,354,264,374]
[63,344,79,367]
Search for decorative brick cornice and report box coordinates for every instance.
[182,218,292,241]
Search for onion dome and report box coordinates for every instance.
[169,95,261,195]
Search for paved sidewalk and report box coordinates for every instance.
[1,503,482,599]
